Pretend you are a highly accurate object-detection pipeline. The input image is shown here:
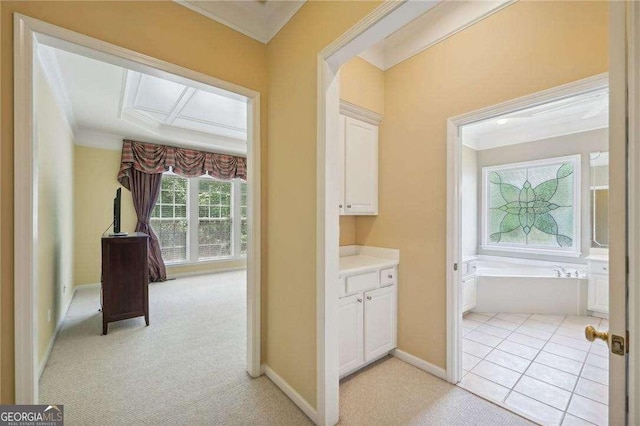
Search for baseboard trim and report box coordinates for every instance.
[262,365,318,424]
[168,266,247,279]
[74,282,101,290]
[391,349,448,380]
[38,287,75,378]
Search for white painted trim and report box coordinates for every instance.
[173,0,270,44]
[172,1,305,45]
[324,1,440,72]
[74,282,101,291]
[446,73,610,388]
[626,2,640,423]
[358,0,515,71]
[607,3,629,424]
[263,365,318,423]
[391,349,447,381]
[339,100,383,126]
[14,13,38,404]
[317,2,441,423]
[13,13,262,402]
[167,266,246,280]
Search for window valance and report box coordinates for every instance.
[117,139,247,190]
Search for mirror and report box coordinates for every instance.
[590,151,609,248]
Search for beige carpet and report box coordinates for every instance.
[40,272,312,425]
[339,357,534,425]
[42,271,533,425]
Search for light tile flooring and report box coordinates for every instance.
[459,312,609,426]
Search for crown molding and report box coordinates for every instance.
[174,0,306,44]
[339,100,383,125]
[359,0,516,71]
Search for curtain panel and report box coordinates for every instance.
[117,139,247,282]
[117,139,247,190]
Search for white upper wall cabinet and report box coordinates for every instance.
[338,104,381,216]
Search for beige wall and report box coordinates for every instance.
[356,1,608,369]
[73,145,246,286]
[339,56,385,246]
[1,1,268,403]
[475,128,608,263]
[73,146,136,285]
[340,56,384,115]
[35,59,75,366]
[266,0,381,408]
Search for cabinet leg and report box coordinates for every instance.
[145,312,149,326]
[102,321,108,335]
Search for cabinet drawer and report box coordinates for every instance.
[380,267,396,287]
[589,262,609,275]
[345,271,378,294]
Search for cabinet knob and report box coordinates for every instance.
[366,296,372,300]
[339,204,343,208]
[347,204,352,209]
[357,298,362,303]
[387,274,393,279]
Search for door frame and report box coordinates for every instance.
[444,73,609,385]
[616,1,640,423]
[14,14,262,404]
[316,2,441,423]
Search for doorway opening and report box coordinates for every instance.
[14,15,262,410]
[448,76,611,425]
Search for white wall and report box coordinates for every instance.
[35,56,75,366]
[474,128,608,264]
[461,145,478,259]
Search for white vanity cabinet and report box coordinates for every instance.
[338,256,398,378]
[363,285,397,362]
[461,260,477,313]
[338,293,364,374]
[338,106,381,216]
[587,257,609,314]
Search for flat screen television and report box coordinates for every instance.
[113,188,122,234]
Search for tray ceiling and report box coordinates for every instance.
[38,45,248,155]
[462,89,609,150]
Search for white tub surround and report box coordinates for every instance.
[586,251,609,316]
[338,246,399,378]
[472,256,588,315]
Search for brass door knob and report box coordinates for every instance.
[585,325,609,347]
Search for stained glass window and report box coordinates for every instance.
[483,155,580,256]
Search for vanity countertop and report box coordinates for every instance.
[339,245,399,276]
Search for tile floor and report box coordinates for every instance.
[459,312,609,426]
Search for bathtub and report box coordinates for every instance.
[472,257,588,315]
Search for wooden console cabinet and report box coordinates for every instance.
[101,232,150,335]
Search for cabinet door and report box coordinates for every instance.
[588,273,609,313]
[462,276,477,313]
[339,293,364,376]
[344,117,378,215]
[338,114,346,215]
[364,285,396,362]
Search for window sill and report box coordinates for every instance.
[165,256,247,268]
[480,245,582,258]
